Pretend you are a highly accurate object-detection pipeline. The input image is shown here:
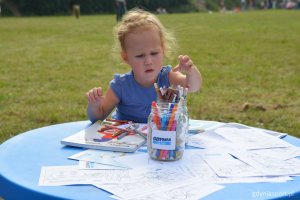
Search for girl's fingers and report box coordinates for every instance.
[178,55,183,61]
[86,87,102,103]
[173,55,194,73]
[172,65,180,72]
[87,91,94,102]
[187,60,193,66]
[178,55,185,66]
[182,55,190,62]
[97,88,102,97]
[93,87,101,98]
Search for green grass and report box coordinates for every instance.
[0,10,299,143]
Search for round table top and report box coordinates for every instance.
[1,120,300,200]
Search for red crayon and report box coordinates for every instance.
[152,101,161,129]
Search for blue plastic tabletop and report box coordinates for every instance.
[0,120,300,200]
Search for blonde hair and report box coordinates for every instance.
[113,9,176,59]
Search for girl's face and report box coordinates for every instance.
[121,27,164,87]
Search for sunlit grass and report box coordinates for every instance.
[0,10,299,143]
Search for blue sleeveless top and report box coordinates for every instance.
[110,66,171,123]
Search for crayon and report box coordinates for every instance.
[172,94,177,103]
[105,118,129,124]
[167,106,177,131]
[168,103,174,113]
[160,87,166,96]
[112,130,127,137]
[98,127,111,132]
[104,125,132,134]
[154,83,163,99]
[162,150,169,160]
[152,101,161,129]
[117,131,129,140]
[169,150,175,160]
[131,128,147,140]
[161,110,167,130]
[159,150,164,160]
[156,149,161,158]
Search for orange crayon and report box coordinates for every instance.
[152,101,161,129]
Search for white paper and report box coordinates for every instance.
[69,149,129,168]
[188,119,224,132]
[214,127,293,150]
[94,165,196,199]
[113,182,224,200]
[248,146,300,160]
[39,166,135,186]
[69,149,128,160]
[179,150,292,183]
[114,153,165,169]
[78,161,129,170]
[203,153,265,177]
[230,150,300,176]
[186,130,234,150]
[42,121,300,200]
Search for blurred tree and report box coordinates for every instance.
[2,0,240,16]
[2,0,21,16]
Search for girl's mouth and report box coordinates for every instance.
[145,69,154,73]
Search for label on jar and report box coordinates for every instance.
[151,130,176,150]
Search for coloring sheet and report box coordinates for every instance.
[38,166,135,186]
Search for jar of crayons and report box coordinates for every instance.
[147,98,188,161]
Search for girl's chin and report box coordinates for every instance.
[139,77,157,87]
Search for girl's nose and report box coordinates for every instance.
[144,55,152,66]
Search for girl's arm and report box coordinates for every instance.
[86,87,119,122]
[169,55,202,92]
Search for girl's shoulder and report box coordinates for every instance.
[112,71,133,84]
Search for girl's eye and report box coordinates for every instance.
[151,52,158,56]
[136,54,144,58]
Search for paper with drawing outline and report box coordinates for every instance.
[78,161,129,170]
[38,166,135,186]
[69,149,129,168]
[214,126,293,150]
[95,165,196,199]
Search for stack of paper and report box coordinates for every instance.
[187,123,300,178]
[39,121,300,200]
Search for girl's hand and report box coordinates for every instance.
[170,54,202,92]
[172,55,194,74]
[86,87,104,105]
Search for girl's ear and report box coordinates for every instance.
[121,51,128,63]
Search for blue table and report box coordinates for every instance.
[1,121,300,200]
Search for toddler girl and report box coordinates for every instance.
[86,9,202,123]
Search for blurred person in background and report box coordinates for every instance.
[116,0,127,21]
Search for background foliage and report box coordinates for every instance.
[2,0,293,16]
[2,0,194,16]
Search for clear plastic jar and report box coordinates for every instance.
[147,99,188,161]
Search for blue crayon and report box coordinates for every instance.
[155,149,161,158]
[161,111,167,130]
[169,150,175,160]
[168,103,174,113]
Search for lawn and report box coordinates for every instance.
[0,10,299,143]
